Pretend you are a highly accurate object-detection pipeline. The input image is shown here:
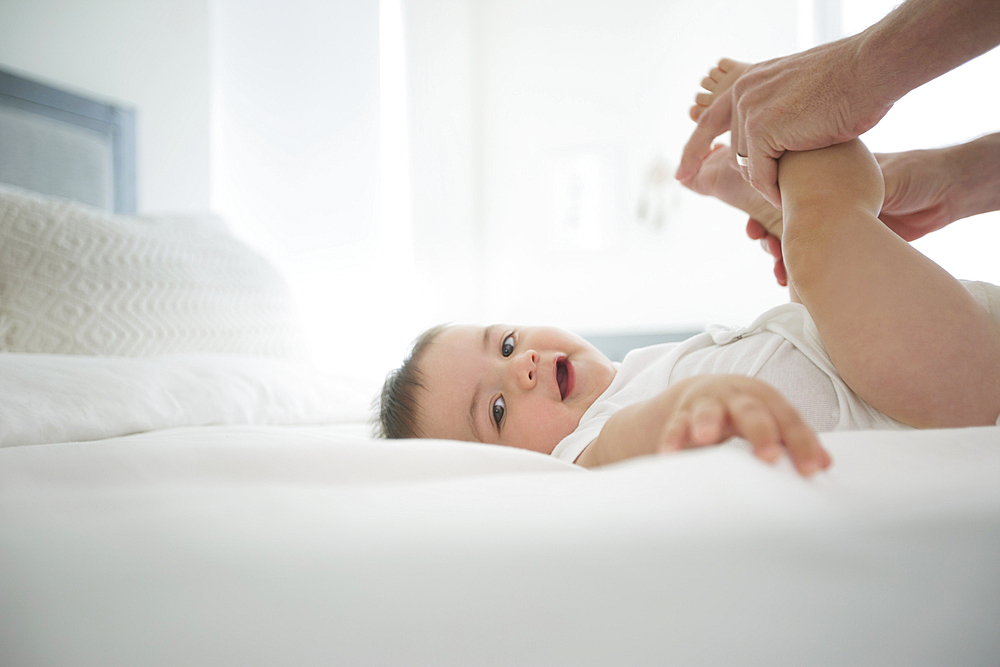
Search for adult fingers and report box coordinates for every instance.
[762,234,788,286]
[677,89,733,181]
[746,136,783,209]
[763,232,782,261]
[746,219,788,287]
[746,220,783,262]
[878,208,946,242]
[773,259,788,287]
[745,217,768,240]
[730,84,748,177]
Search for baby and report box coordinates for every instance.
[377,59,1000,475]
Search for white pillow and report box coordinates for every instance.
[0,184,305,357]
[0,352,372,447]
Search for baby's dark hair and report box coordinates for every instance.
[375,324,447,439]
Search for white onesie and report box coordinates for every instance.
[551,280,1000,463]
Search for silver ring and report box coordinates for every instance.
[736,153,750,167]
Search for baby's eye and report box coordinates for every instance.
[501,334,515,357]
[492,396,506,428]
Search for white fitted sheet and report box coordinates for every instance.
[1,417,997,666]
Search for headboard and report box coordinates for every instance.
[582,329,703,362]
[0,67,136,214]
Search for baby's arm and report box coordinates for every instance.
[778,140,1000,427]
[575,374,830,475]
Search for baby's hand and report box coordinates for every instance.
[657,375,831,476]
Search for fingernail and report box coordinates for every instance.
[759,443,781,462]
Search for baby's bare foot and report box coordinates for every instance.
[689,58,751,123]
[682,58,782,236]
[682,143,783,237]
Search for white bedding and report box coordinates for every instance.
[0,351,997,666]
[0,352,373,448]
[0,184,306,358]
[5,79,994,666]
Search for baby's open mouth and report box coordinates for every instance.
[556,356,570,400]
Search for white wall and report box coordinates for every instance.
[210,0,380,263]
[403,0,481,326]
[0,0,211,212]
[210,0,391,380]
[404,0,802,343]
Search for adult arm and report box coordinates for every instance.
[677,0,1000,208]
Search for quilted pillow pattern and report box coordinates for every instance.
[0,185,305,357]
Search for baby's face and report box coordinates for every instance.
[417,325,617,453]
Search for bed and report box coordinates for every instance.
[1,67,998,667]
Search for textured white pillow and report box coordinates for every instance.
[0,184,305,357]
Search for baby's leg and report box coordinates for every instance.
[778,140,1000,428]
[681,59,784,238]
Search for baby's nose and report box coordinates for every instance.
[513,350,538,390]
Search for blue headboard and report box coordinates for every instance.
[0,67,136,214]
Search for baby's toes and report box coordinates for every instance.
[717,57,740,73]
[695,92,715,108]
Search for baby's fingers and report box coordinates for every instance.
[778,416,831,475]
[734,392,829,475]
[690,397,727,445]
[658,413,691,453]
[727,396,784,462]
[659,398,728,453]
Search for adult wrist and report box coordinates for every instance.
[852,19,911,109]
[853,0,1000,109]
[946,133,1000,221]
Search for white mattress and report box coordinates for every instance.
[0,352,997,666]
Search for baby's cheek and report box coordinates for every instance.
[533,404,582,453]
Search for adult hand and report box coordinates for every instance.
[746,218,787,286]
[876,149,956,241]
[679,0,1000,208]
[678,39,894,209]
